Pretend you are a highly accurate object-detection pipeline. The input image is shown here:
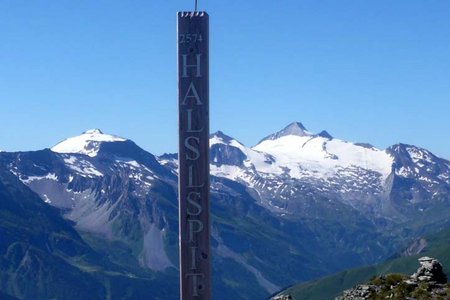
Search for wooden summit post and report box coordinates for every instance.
[177,11,211,300]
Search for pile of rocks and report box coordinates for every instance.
[336,284,379,300]
[409,256,447,284]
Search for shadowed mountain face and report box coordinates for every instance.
[1,123,449,299]
[0,167,180,300]
[0,168,107,299]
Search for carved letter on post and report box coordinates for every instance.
[177,11,210,300]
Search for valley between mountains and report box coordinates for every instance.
[1,122,449,299]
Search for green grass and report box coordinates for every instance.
[275,227,450,300]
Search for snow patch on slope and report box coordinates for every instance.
[21,173,58,183]
[63,155,103,177]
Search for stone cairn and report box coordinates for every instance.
[409,256,447,284]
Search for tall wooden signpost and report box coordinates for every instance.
[177,11,211,300]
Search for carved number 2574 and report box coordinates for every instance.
[179,34,203,44]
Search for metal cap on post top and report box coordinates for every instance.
[177,8,211,300]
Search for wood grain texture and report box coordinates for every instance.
[177,11,211,300]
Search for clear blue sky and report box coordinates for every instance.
[1,0,449,158]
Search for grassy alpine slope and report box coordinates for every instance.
[273,227,450,300]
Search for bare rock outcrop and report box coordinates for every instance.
[410,256,447,284]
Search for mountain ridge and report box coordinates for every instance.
[1,121,449,299]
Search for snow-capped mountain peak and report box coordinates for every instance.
[258,122,313,143]
[51,129,127,157]
[210,131,250,167]
[83,129,104,135]
[210,131,237,145]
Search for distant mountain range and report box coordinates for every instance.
[0,122,449,299]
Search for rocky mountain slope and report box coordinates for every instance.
[0,167,178,300]
[1,122,449,299]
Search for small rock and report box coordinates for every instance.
[404,279,417,286]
